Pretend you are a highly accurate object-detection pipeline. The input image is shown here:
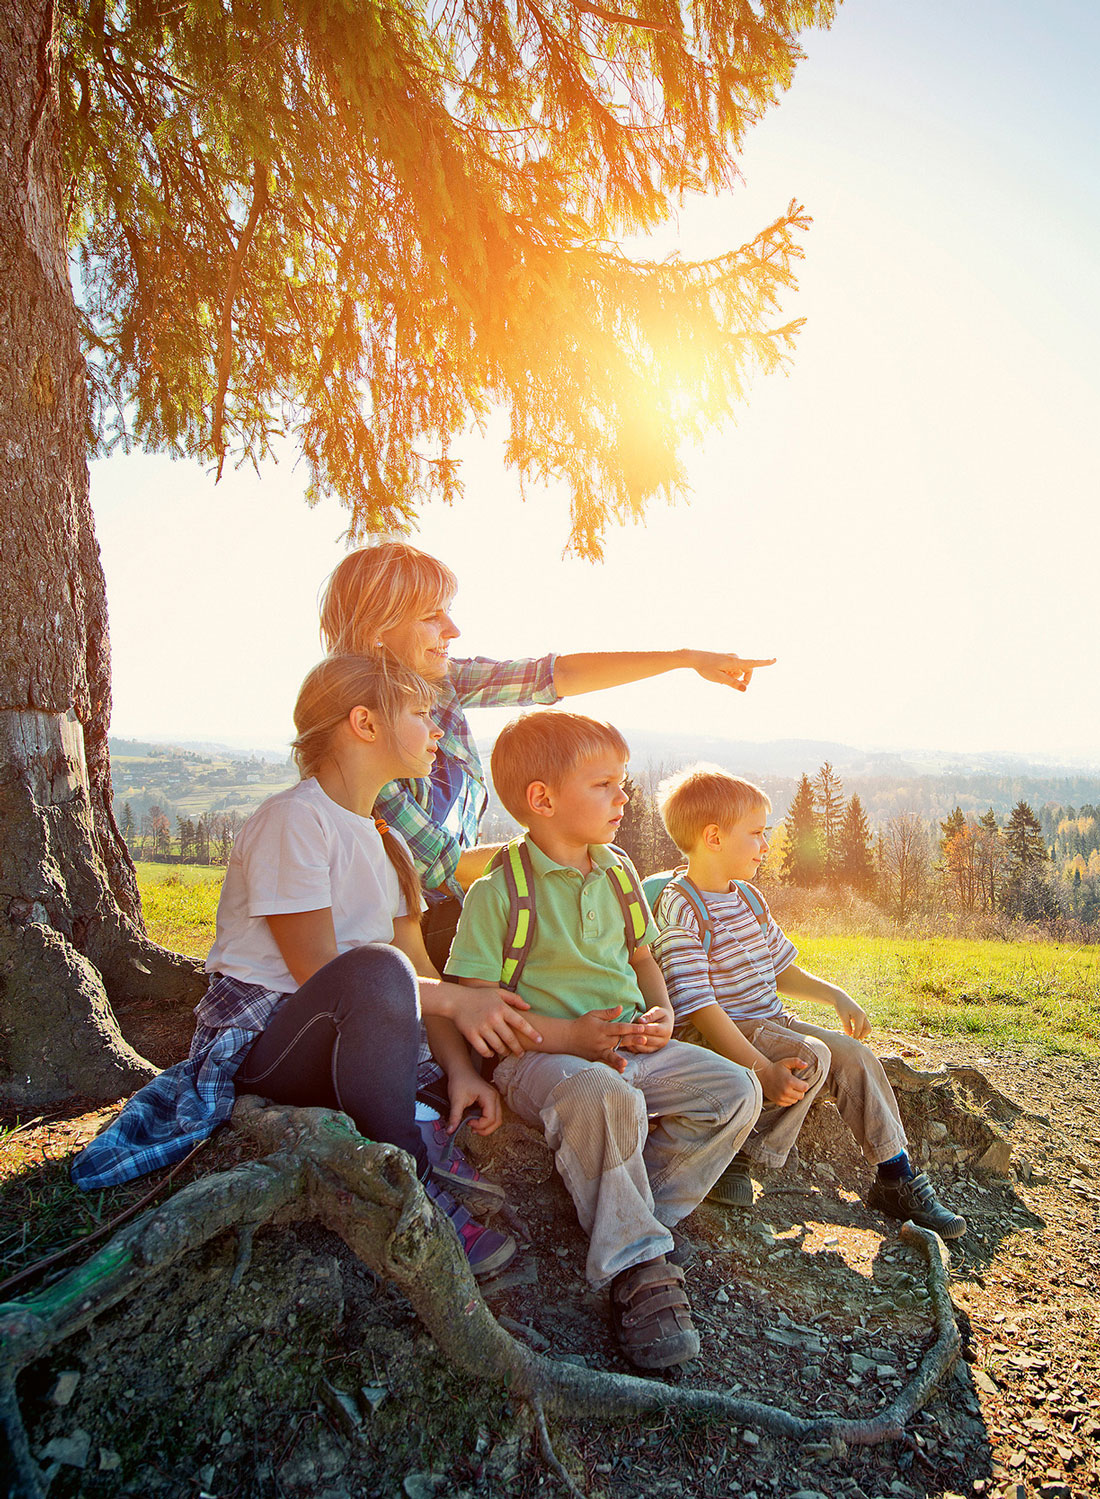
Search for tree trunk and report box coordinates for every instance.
[0,0,204,1110]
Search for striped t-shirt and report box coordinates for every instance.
[652,880,797,1027]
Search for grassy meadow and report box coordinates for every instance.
[134,868,1100,1059]
[135,861,224,961]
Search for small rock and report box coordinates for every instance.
[927,1122,949,1142]
[976,1139,1013,1175]
[1039,1485,1071,1499]
[742,1429,760,1446]
[850,1353,877,1374]
[49,1371,81,1407]
[876,1364,900,1380]
[715,1287,729,1303]
[403,1475,445,1499]
[973,1369,999,1396]
[39,1430,91,1469]
[98,1450,121,1473]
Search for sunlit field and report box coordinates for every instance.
[134,869,1100,1059]
[790,933,1100,1060]
[136,862,224,961]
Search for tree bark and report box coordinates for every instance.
[0,0,203,1109]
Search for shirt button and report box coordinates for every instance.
[586,911,596,920]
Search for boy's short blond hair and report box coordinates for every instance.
[491,710,629,825]
[657,764,770,853]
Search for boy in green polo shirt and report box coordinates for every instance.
[445,710,761,1371]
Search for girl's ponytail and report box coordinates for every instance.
[376,820,423,917]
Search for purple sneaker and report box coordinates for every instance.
[417,1116,507,1217]
[423,1178,517,1278]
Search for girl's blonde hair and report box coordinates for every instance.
[291,654,434,911]
[319,542,457,657]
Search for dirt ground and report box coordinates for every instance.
[6,1031,1100,1499]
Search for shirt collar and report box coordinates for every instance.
[522,834,618,878]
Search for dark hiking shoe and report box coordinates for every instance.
[866,1170,967,1240]
[667,1229,698,1270]
[707,1156,754,1208]
[417,1116,507,1217]
[423,1178,517,1277]
[610,1255,700,1370]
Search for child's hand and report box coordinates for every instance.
[614,1006,673,1055]
[452,984,544,1058]
[571,1006,647,1071]
[445,1073,503,1135]
[834,993,871,1040]
[759,1057,811,1107]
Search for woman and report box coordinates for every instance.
[320,541,773,967]
[73,655,537,1275]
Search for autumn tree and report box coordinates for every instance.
[781,773,823,886]
[938,806,980,913]
[881,812,931,924]
[1,0,835,1106]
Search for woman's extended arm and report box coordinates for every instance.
[553,649,775,697]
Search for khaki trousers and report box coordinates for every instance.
[677,1011,908,1170]
[493,1039,761,1287]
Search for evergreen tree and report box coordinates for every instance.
[811,760,845,881]
[976,808,1003,913]
[3,0,834,1105]
[1001,800,1055,921]
[120,802,136,850]
[837,794,875,895]
[781,774,823,886]
[1003,801,1047,876]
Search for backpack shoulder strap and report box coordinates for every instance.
[732,879,769,934]
[605,846,649,958]
[662,872,716,954]
[489,838,537,992]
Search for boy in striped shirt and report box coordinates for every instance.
[651,765,965,1239]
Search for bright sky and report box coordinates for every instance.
[90,0,1100,763]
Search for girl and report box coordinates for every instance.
[319,541,773,969]
[74,655,538,1276]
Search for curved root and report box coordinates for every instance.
[0,1098,962,1498]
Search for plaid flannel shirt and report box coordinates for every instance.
[70,974,284,1190]
[374,653,558,899]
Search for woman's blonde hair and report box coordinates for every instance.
[291,654,434,911]
[319,542,457,657]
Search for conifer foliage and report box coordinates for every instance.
[61,0,836,556]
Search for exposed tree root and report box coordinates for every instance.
[0,1098,962,1498]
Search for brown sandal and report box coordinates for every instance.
[609,1254,700,1370]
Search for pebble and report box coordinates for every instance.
[38,1431,91,1469]
[49,1371,81,1407]
[741,1429,760,1447]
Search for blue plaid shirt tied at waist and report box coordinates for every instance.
[70,975,284,1191]
[374,654,559,900]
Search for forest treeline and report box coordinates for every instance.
[609,761,1100,939]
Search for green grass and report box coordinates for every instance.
[132,864,1100,1059]
[791,932,1100,1059]
[136,862,224,960]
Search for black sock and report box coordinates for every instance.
[876,1151,913,1182]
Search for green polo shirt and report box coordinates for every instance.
[445,837,657,1022]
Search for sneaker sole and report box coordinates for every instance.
[428,1163,506,1218]
[467,1233,518,1278]
[619,1329,701,1370]
[707,1177,754,1208]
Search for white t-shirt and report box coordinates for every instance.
[205,778,421,992]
